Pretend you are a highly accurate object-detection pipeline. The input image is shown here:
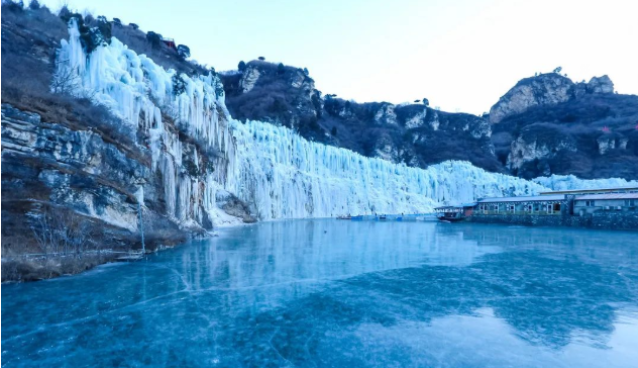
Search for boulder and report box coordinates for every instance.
[587,75,614,94]
[489,73,574,124]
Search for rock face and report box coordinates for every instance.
[507,124,577,176]
[491,73,617,125]
[239,67,261,93]
[1,105,253,251]
[1,102,255,280]
[373,104,398,125]
[493,90,638,179]
[587,75,614,94]
[221,61,324,141]
[403,107,427,129]
[489,74,574,124]
[224,63,638,180]
[1,105,180,264]
[222,62,501,172]
[399,108,498,170]
[1,6,256,280]
[486,71,638,179]
[597,134,628,155]
[573,75,615,97]
[216,190,257,223]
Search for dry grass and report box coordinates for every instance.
[1,252,121,282]
[111,22,207,75]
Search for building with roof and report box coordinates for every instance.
[539,186,638,196]
[573,192,638,215]
[161,37,176,50]
[466,187,638,231]
[435,203,476,221]
[477,195,566,216]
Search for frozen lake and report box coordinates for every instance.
[2,220,638,367]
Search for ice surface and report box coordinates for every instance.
[3,221,638,367]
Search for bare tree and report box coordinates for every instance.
[51,60,101,104]
[32,209,92,256]
[51,61,82,95]
[32,212,56,255]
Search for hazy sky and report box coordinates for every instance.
[40,0,638,114]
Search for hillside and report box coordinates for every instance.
[221,61,502,172]
[1,3,254,280]
[491,75,638,179]
[222,62,638,179]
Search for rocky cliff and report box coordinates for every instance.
[491,74,638,179]
[223,62,638,180]
[221,61,502,172]
[489,74,575,124]
[1,5,253,281]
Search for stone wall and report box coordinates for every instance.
[468,214,563,228]
[469,211,638,231]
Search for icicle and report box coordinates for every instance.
[135,186,145,253]
[226,119,548,220]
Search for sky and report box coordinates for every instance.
[39,0,638,114]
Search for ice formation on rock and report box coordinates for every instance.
[54,19,632,226]
[228,120,544,219]
[55,19,236,228]
[533,175,638,192]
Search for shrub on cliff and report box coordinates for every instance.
[172,74,187,95]
[112,21,205,75]
[57,10,112,53]
[146,31,162,49]
[177,44,190,59]
[2,0,23,11]
[95,16,112,44]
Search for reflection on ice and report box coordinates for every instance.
[2,221,638,367]
[352,308,638,368]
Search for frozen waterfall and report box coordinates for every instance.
[228,120,545,219]
[533,175,638,191]
[55,19,236,227]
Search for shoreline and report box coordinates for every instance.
[1,221,252,283]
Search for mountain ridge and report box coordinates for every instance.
[221,61,638,180]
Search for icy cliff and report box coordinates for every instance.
[53,19,630,224]
[55,18,238,229]
[533,175,638,191]
[229,120,543,219]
